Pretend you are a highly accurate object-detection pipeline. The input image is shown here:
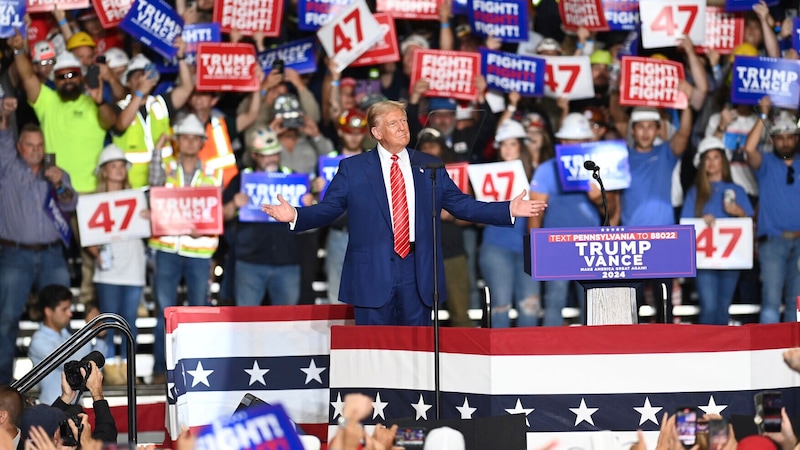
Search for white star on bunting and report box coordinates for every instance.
[244,360,269,386]
[411,394,432,420]
[300,359,326,385]
[634,397,663,426]
[331,393,345,420]
[570,398,599,426]
[699,395,728,416]
[505,398,535,427]
[372,392,389,420]
[187,361,213,387]
[456,397,477,419]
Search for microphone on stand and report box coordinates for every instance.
[584,160,609,227]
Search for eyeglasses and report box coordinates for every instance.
[55,71,79,80]
[788,166,795,185]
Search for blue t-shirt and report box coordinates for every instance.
[530,159,601,228]
[755,153,800,237]
[680,181,754,219]
[482,218,529,253]
[621,141,678,226]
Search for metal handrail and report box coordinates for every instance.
[11,313,138,444]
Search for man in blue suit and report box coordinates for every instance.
[263,101,547,325]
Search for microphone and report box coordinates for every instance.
[583,160,599,171]
[424,163,445,170]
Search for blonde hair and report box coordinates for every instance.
[95,161,132,193]
[367,100,407,140]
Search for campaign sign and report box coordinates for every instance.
[239,171,309,223]
[480,48,545,97]
[410,49,480,102]
[793,18,799,52]
[298,0,352,31]
[257,38,317,75]
[453,0,467,15]
[27,0,87,13]
[446,162,470,194]
[639,0,705,49]
[149,186,222,236]
[213,0,282,36]
[467,160,528,202]
[196,43,259,92]
[724,0,777,13]
[0,0,25,38]
[730,56,800,109]
[94,0,134,28]
[619,56,688,109]
[194,403,304,450]
[558,0,609,32]
[530,225,696,281]
[679,217,753,270]
[351,13,400,67]
[119,0,183,59]
[543,56,595,100]
[318,154,345,200]
[555,140,631,192]
[723,131,747,151]
[698,6,743,54]
[182,23,221,66]
[470,0,529,43]
[603,0,639,31]
[618,30,639,57]
[77,190,151,247]
[317,0,386,73]
[376,0,437,20]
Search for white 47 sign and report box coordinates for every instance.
[639,0,705,49]
[466,160,529,202]
[317,0,386,72]
[77,189,151,247]
[543,56,595,100]
[679,217,753,270]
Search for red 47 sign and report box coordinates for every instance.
[466,160,529,202]
[317,0,386,72]
[679,217,753,269]
[446,162,470,194]
[77,189,151,247]
[543,56,595,100]
[639,0,705,49]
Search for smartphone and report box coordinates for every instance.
[755,391,783,433]
[144,63,158,80]
[393,427,426,448]
[86,64,100,89]
[272,59,285,74]
[708,418,729,450]
[675,407,698,448]
[95,55,106,64]
[724,189,736,204]
[43,153,56,170]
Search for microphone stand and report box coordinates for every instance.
[592,168,609,227]
[429,165,441,420]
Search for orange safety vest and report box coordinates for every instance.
[199,113,238,188]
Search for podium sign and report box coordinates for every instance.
[530,226,696,281]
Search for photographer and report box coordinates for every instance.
[52,361,117,444]
[28,286,106,405]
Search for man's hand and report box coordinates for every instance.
[25,425,56,450]
[262,194,297,222]
[510,190,547,217]
[60,370,77,404]
[43,167,64,187]
[783,347,800,373]
[82,361,104,401]
[8,29,25,52]
[764,408,797,450]
[371,423,398,450]
[232,192,249,208]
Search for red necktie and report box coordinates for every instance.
[390,154,410,258]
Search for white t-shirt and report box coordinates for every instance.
[93,238,146,286]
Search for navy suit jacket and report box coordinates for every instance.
[295,148,513,308]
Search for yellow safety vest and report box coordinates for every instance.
[113,94,173,188]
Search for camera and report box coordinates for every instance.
[59,415,83,446]
[63,351,105,391]
[755,391,783,433]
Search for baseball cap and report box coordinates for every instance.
[428,97,457,112]
[20,405,66,440]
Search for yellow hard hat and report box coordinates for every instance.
[730,42,758,62]
[649,53,668,61]
[66,31,96,50]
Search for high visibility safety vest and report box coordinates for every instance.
[148,159,222,259]
[112,94,173,188]
[198,112,238,188]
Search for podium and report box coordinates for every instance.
[526,226,696,325]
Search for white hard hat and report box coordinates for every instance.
[769,111,800,136]
[31,40,56,63]
[103,47,130,70]
[494,120,528,148]
[95,144,130,174]
[52,51,81,72]
[122,53,152,86]
[555,113,594,140]
[630,107,661,124]
[174,114,207,137]
[694,137,732,167]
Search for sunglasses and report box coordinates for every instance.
[55,71,79,80]
[788,166,795,185]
